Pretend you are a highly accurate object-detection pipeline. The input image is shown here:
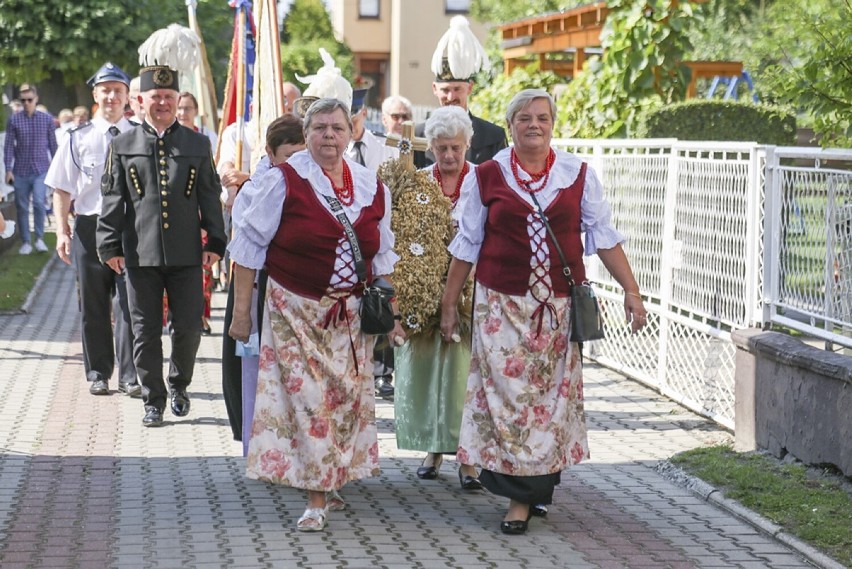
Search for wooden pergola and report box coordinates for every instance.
[498,1,739,99]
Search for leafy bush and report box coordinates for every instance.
[636,99,796,144]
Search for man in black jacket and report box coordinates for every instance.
[97,65,227,427]
[413,16,507,169]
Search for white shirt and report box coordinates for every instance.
[217,120,254,175]
[449,147,626,263]
[228,150,399,281]
[345,129,397,172]
[44,116,135,216]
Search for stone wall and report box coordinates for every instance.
[733,328,852,477]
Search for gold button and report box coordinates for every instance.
[163,222,170,229]
[162,201,168,207]
[159,159,166,166]
[161,191,167,196]
[161,179,167,186]
[185,191,190,197]
[159,170,166,176]
[158,140,164,146]
[163,212,168,218]
[159,150,165,156]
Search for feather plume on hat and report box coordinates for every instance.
[430,16,490,82]
[138,23,200,73]
[296,48,353,112]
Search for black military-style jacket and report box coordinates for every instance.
[96,120,227,267]
[413,111,508,169]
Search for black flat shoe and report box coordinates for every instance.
[416,454,442,479]
[500,508,533,535]
[170,389,190,417]
[531,504,548,517]
[458,467,483,490]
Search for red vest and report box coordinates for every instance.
[265,163,385,300]
[474,160,587,297]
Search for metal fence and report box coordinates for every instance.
[552,139,852,430]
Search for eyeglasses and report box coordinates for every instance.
[20,98,35,103]
[387,113,411,121]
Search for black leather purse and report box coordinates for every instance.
[529,193,605,342]
[323,194,396,335]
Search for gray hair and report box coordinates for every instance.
[302,98,353,135]
[505,89,556,125]
[424,105,473,145]
[381,95,412,115]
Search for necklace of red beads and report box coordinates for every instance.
[433,162,469,206]
[510,148,555,194]
[322,161,355,206]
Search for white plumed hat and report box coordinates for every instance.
[430,16,490,82]
[138,23,200,73]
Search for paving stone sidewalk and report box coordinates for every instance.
[0,261,820,568]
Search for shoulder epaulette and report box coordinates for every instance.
[69,121,93,134]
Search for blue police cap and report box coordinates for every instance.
[87,62,131,88]
[351,88,368,114]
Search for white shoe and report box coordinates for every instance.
[34,238,48,252]
[19,243,32,255]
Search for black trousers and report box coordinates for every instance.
[125,265,203,411]
[373,335,394,380]
[72,215,136,384]
[479,470,562,506]
[222,270,268,441]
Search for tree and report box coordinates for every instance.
[0,0,233,100]
[470,0,582,24]
[280,0,353,85]
[751,0,851,146]
[557,0,703,138]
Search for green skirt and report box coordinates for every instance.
[394,334,471,453]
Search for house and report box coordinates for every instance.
[329,0,490,107]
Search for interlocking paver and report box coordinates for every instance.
[0,260,829,569]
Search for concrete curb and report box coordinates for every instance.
[656,461,848,569]
[20,252,60,314]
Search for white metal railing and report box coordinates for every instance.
[551,139,852,429]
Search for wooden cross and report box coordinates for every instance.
[384,121,429,172]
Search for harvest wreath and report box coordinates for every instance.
[378,158,472,350]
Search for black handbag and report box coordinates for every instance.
[322,194,396,335]
[529,193,605,342]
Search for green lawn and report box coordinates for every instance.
[671,445,852,567]
[0,233,57,311]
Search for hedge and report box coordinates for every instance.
[637,99,797,145]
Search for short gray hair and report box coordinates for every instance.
[505,89,556,125]
[303,98,353,135]
[424,106,473,145]
[381,95,412,115]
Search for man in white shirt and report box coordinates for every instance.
[45,62,141,398]
[344,88,397,171]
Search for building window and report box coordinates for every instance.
[445,0,470,14]
[359,0,380,19]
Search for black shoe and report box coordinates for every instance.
[458,467,483,491]
[531,504,548,517]
[170,389,190,417]
[416,454,442,480]
[118,382,142,398]
[142,407,164,427]
[375,377,394,400]
[89,379,109,395]
[500,508,533,535]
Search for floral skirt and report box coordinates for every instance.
[457,283,589,477]
[245,278,380,491]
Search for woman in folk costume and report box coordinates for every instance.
[394,106,482,489]
[228,77,404,532]
[440,89,648,535]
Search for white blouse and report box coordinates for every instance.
[228,150,399,282]
[449,147,626,263]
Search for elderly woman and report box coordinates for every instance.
[394,105,481,489]
[228,98,404,532]
[440,89,647,535]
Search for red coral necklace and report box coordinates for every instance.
[433,162,469,206]
[323,161,354,206]
[511,148,555,194]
